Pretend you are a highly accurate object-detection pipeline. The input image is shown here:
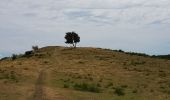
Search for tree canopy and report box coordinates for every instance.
[65,32,80,48]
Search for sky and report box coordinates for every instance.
[0,0,170,58]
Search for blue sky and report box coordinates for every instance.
[0,0,170,58]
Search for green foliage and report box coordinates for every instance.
[132,89,138,93]
[104,48,170,60]
[121,85,128,88]
[114,87,125,96]
[130,60,146,66]
[11,54,17,60]
[63,83,70,88]
[125,52,149,57]
[32,45,39,51]
[118,49,124,52]
[0,57,10,61]
[152,55,170,60]
[9,71,17,81]
[73,83,100,93]
[110,49,125,53]
[105,82,113,88]
[24,50,33,57]
[0,70,18,82]
[65,31,80,48]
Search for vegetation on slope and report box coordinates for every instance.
[0,46,170,100]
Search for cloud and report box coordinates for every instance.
[22,12,38,17]
[1,0,170,26]
[0,0,170,56]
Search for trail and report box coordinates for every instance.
[32,68,65,100]
[33,70,45,100]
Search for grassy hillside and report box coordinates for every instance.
[0,46,170,100]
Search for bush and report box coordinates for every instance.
[73,83,100,93]
[118,49,124,52]
[0,57,10,61]
[114,87,125,96]
[121,85,128,88]
[11,54,17,60]
[24,51,33,57]
[32,45,39,51]
[1,71,18,82]
[10,71,17,81]
[130,60,146,66]
[105,82,113,88]
[132,89,138,93]
[152,55,170,60]
[63,84,69,88]
[125,52,149,57]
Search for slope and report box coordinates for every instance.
[0,46,170,100]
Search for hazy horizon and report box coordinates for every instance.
[0,0,170,58]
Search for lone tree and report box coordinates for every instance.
[65,31,80,48]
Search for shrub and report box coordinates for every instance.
[2,71,18,82]
[24,50,33,57]
[105,82,113,88]
[130,60,146,66]
[10,71,17,80]
[159,72,167,77]
[118,49,124,52]
[63,84,69,88]
[9,71,18,82]
[114,87,125,96]
[44,61,48,64]
[152,55,170,60]
[132,89,138,93]
[97,83,101,87]
[73,83,100,93]
[99,79,103,82]
[121,85,128,88]
[0,57,10,61]
[125,52,149,57]
[11,54,17,60]
[32,45,39,51]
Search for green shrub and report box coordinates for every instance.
[114,87,125,96]
[10,71,16,80]
[44,61,48,64]
[132,89,138,93]
[118,49,124,52]
[73,83,100,93]
[159,72,167,77]
[63,84,69,88]
[32,45,39,51]
[97,83,101,87]
[121,85,128,88]
[24,51,33,57]
[8,71,18,82]
[0,57,10,61]
[1,71,18,82]
[130,60,146,66]
[105,82,113,88]
[125,52,149,57]
[11,54,17,60]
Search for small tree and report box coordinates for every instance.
[32,45,39,51]
[65,31,80,48]
[11,54,17,60]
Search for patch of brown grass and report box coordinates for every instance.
[0,46,170,100]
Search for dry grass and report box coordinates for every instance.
[0,46,170,100]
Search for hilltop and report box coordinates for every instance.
[0,46,170,100]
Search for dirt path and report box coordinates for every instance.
[33,70,46,100]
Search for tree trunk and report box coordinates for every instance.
[75,43,77,48]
